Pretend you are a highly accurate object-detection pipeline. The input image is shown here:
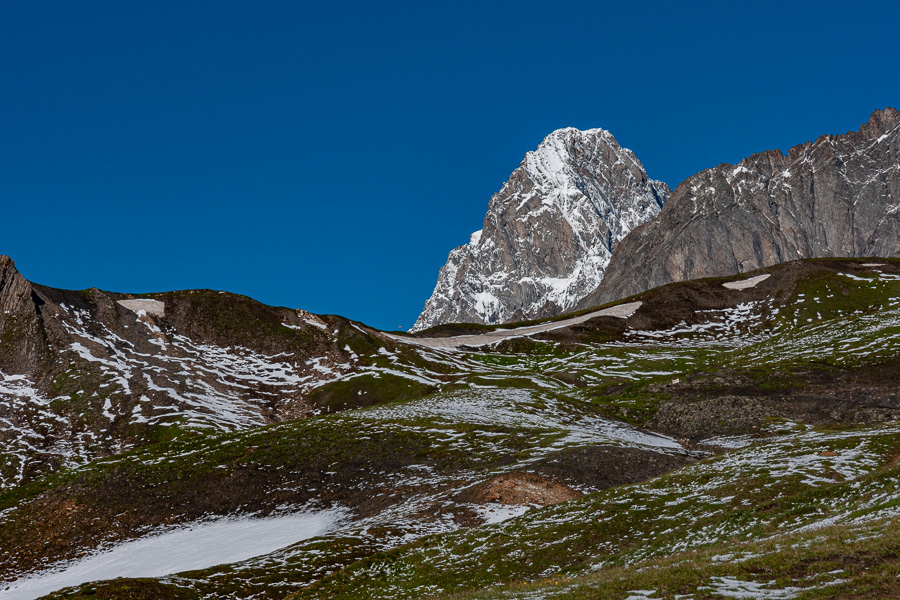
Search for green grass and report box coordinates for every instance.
[448,517,900,599]
[152,289,319,353]
[287,424,900,599]
[41,578,200,599]
[306,372,438,413]
[5,259,900,598]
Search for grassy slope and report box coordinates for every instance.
[3,259,900,599]
[289,422,900,599]
[449,515,900,599]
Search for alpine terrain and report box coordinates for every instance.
[3,256,900,599]
[1,108,900,600]
[581,108,900,308]
[412,127,669,331]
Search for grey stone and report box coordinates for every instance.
[582,108,900,308]
[412,127,668,331]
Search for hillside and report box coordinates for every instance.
[583,108,900,308]
[1,258,899,598]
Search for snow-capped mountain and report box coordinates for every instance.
[580,107,900,308]
[411,127,669,332]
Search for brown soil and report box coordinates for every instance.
[458,473,582,506]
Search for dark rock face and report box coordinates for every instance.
[0,256,48,373]
[527,445,697,492]
[413,127,668,331]
[581,108,900,308]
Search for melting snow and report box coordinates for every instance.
[470,503,532,525]
[2,509,346,600]
[354,388,687,455]
[699,434,756,449]
[393,302,641,349]
[116,299,165,318]
[703,576,802,599]
[722,274,771,290]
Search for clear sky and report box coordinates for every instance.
[2,1,898,330]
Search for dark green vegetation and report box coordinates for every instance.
[1,258,900,599]
[292,422,900,599]
[39,579,199,600]
[305,372,437,412]
[152,288,319,353]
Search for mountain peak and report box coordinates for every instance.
[412,126,669,332]
[860,106,899,138]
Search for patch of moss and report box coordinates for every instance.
[153,290,316,354]
[306,373,437,413]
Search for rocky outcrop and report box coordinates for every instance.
[412,127,669,331]
[581,108,900,308]
[0,256,47,373]
[0,256,32,316]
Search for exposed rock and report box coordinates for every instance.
[413,127,668,331]
[650,395,776,440]
[458,472,582,506]
[582,108,900,307]
[0,256,32,316]
[0,256,47,373]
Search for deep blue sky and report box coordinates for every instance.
[2,2,898,330]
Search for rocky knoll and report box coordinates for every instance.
[581,108,900,307]
[412,127,669,331]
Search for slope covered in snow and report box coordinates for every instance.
[412,127,669,331]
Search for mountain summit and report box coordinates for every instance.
[412,127,669,331]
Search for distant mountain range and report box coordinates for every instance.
[417,108,900,329]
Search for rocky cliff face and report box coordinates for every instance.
[412,127,669,331]
[580,108,900,308]
[0,256,49,374]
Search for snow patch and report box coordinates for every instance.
[116,299,165,318]
[470,503,532,525]
[703,576,802,599]
[723,274,771,290]
[2,509,345,600]
[393,302,641,349]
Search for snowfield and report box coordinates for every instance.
[394,302,641,349]
[2,509,346,600]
